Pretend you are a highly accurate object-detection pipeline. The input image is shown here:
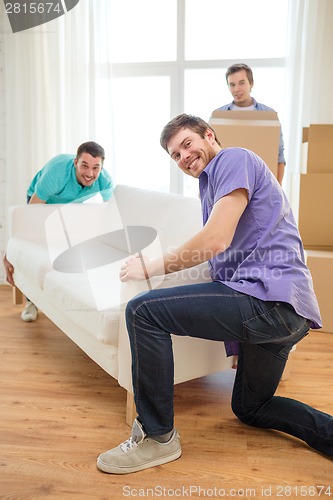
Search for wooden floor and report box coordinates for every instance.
[0,285,332,499]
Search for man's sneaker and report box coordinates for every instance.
[97,418,181,474]
[21,301,38,322]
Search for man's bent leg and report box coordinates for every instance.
[124,282,253,436]
[232,343,333,457]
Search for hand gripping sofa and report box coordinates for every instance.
[6,184,239,424]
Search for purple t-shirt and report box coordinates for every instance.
[199,147,322,332]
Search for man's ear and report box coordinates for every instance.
[205,128,215,143]
[74,158,78,167]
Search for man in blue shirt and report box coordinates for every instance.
[3,141,113,320]
[215,63,286,185]
[27,141,112,204]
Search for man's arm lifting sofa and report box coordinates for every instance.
[6,185,237,424]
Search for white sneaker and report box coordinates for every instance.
[21,301,38,322]
[97,418,181,474]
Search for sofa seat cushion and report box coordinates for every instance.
[43,269,121,345]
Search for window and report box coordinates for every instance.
[107,0,289,196]
[185,0,288,60]
[111,76,170,191]
[109,0,177,63]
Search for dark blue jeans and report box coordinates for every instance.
[125,281,333,457]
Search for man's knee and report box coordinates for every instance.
[125,291,150,324]
[231,396,259,427]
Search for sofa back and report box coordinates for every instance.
[113,184,203,253]
[8,185,204,271]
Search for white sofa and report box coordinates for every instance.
[7,185,238,423]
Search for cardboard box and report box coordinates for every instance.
[306,250,333,333]
[303,124,333,173]
[209,110,280,178]
[298,174,333,249]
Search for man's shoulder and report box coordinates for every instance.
[217,147,252,161]
[50,153,75,164]
[44,154,75,170]
[215,103,232,111]
[254,101,275,112]
[100,168,112,182]
[206,148,245,173]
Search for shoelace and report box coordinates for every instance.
[120,437,138,453]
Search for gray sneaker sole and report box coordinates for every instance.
[97,448,182,474]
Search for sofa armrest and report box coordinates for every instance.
[8,204,60,244]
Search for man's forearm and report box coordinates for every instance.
[29,193,46,204]
[147,228,229,278]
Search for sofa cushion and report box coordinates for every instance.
[43,268,121,345]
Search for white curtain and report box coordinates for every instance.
[3,0,114,209]
[284,0,333,208]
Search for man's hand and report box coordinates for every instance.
[120,255,151,282]
[3,254,15,286]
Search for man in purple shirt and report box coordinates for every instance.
[97,114,331,475]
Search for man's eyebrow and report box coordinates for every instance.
[179,136,192,149]
[81,160,102,166]
[170,137,191,158]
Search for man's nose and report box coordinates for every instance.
[180,150,190,163]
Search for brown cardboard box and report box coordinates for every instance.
[303,124,333,173]
[209,110,280,178]
[306,250,333,333]
[298,173,333,249]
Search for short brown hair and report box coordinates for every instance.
[76,141,105,162]
[160,113,221,152]
[225,63,254,86]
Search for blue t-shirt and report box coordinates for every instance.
[199,147,321,329]
[27,154,113,204]
[217,98,286,164]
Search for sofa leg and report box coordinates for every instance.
[126,392,137,427]
[280,357,292,381]
[280,345,296,381]
[13,286,23,305]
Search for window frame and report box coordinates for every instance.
[109,0,288,195]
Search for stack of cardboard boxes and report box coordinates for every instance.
[209,110,280,179]
[298,125,333,333]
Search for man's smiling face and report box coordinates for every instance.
[167,127,219,178]
[74,152,103,186]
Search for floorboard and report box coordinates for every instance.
[0,285,332,499]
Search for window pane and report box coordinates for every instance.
[110,0,177,63]
[185,0,288,60]
[112,77,171,191]
[184,68,229,122]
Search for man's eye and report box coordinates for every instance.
[185,142,191,148]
